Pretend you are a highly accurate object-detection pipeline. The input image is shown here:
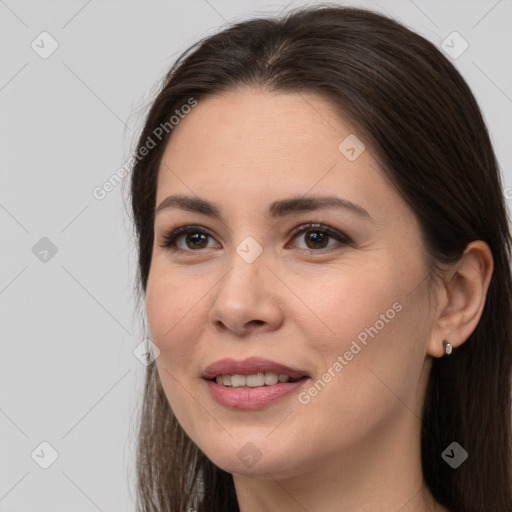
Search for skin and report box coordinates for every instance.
[145,89,493,512]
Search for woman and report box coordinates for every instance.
[128,5,512,511]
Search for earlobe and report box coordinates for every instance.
[427,240,494,358]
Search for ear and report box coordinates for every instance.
[427,240,493,358]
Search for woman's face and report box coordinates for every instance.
[146,89,437,479]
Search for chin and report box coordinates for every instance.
[197,437,306,480]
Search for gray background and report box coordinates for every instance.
[1,0,510,510]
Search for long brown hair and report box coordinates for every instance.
[128,5,512,511]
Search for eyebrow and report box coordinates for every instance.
[154,194,373,221]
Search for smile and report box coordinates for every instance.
[214,372,299,387]
[202,357,311,409]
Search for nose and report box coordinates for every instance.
[208,250,285,337]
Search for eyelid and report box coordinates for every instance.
[287,222,349,241]
[286,223,352,250]
[158,222,352,252]
[158,224,216,250]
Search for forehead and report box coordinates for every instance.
[162,90,351,166]
[155,89,405,225]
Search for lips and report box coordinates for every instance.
[202,357,309,381]
[203,357,311,410]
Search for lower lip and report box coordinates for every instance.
[205,378,309,410]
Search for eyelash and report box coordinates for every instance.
[158,223,352,254]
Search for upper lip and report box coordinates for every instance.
[202,357,309,380]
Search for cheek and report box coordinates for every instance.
[145,269,205,369]
[296,265,400,359]
[293,260,427,403]
[299,279,428,431]
[145,270,209,436]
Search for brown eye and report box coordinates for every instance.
[159,226,219,252]
[185,233,208,249]
[159,223,351,253]
[303,230,330,249]
[288,223,351,252]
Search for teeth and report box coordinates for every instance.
[246,373,265,387]
[215,375,233,386]
[231,374,247,387]
[264,373,279,385]
[214,372,294,388]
